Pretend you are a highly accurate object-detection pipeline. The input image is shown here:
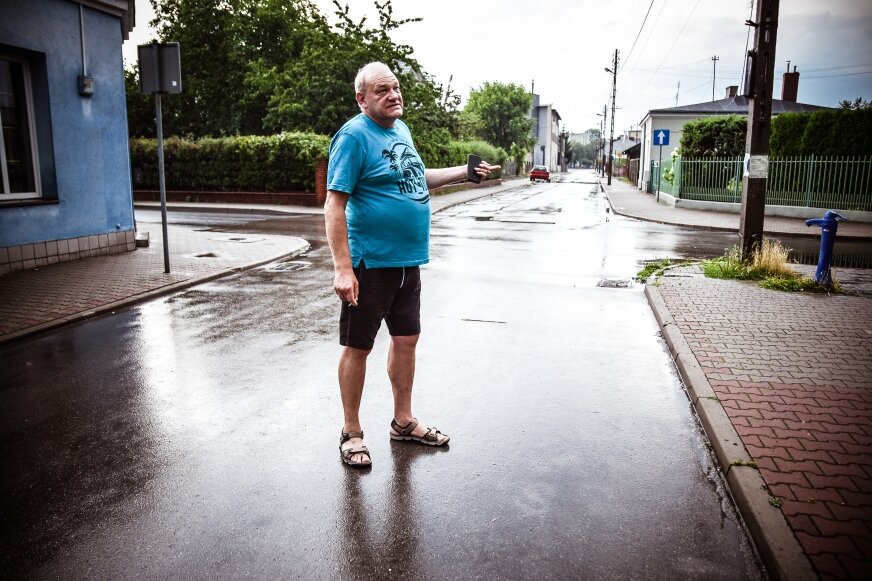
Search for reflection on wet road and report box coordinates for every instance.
[1,182,762,579]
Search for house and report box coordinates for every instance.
[1,0,136,274]
[636,70,830,191]
[530,93,563,172]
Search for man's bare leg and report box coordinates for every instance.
[339,346,371,465]
[388,334,448,444]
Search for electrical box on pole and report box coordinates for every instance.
[739,0,779,261]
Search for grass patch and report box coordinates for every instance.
[635,258,692,282]
[730,459,759,469]
[702,240,841,293]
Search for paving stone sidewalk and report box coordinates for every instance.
[601,177,872,580]
[0,224,309,343]
[648,266,872,580]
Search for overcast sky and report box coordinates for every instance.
[123,0,872,136]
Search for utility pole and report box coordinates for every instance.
[596,105,606,176]
[711,55,719,101]
[606,49,619,186]
[739,0,779,260]
[675,80,680,106]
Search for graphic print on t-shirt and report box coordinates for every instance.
[381,140,429,204]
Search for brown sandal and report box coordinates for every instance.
[340,430,371,467]
[390,418,450,446]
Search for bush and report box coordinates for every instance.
[800,108,872,156]
[445,140,507,177]
[770,108,872,156]
[679,115,746,157]
[769,113,809,156]
[130,132,330,192]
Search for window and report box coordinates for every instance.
[0,54,41,200]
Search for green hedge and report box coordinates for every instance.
[788,108,872,156]
[679,115,747,157]
[130,132,330,192]
[769,113,809,156]
[678,109,872,158]
[445,140,507,177]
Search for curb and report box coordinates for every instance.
[0,241,310,345]
[645,277,817,581]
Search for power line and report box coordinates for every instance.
[620,0,671,85]
[620,0,657,72]
[801,62,872,73]
[622,0,703,108]
[803,70,872,79]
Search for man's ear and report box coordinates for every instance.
[355,92,366,108]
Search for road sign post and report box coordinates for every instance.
[138,43,182,274]
[653,130,670,202]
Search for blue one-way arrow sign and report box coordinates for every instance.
[654,129,670,146]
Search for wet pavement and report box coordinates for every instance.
[1,178,763,579]
[3,171,871,579]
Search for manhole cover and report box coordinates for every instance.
[212,235,263,243]
[262,260,312,272]
[597,278,633,288]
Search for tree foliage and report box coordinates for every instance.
[128,0,462,165]
[838,97,871,110]
[464,82,535,154]
[679,115,747,157]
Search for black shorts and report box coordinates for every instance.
[339,261,422,350]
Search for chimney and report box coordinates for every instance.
[782,64,799,102]
[725,85,738,98]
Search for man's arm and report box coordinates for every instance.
[425,160,501,190]
[324,190,358,306]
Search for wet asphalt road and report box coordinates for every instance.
[2,177,763,579]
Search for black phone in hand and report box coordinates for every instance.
[467,154,483,183]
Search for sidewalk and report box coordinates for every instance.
[603,176,872,239]
[603,178,872,580]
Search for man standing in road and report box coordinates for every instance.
[325,61,499,468]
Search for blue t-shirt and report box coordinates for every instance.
[327,114,430,268]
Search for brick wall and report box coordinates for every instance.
[315,157,328,206]
[133,190,320,206]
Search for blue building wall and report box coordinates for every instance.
[0,0,134,247]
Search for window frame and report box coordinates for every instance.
[0,53,42,200]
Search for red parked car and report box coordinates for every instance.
[530,165,550,182]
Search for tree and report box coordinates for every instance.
[133,0,456,164]
[464,82,535,154]
[125,65,156,137]
[571,141,598,166]
[838,97,871,110]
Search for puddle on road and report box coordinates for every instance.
[597,278,635,288]
[211,235,264,243]
[261,260,312,272]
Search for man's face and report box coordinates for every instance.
[356,68,404,128]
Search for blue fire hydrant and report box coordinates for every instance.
[805,210,847,287]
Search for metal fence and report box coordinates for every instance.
[651,156,872,211]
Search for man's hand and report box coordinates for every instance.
[473,160,501,183]
[334,268,359,306]
[426,160,503,190]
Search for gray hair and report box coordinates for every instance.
[354,62,392,95]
